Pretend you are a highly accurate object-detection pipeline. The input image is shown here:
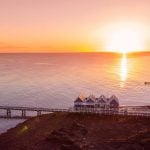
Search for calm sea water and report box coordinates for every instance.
[0,52,150,133]
[0,53,150,107]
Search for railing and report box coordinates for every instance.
[0,105,150,119]
[0,106,69,118]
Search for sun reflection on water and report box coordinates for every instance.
[120,53,127,87]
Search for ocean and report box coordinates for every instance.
[0,52,150,133]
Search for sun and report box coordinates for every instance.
[105,24,144,53]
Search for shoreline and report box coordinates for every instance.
[0,104,150,135]
[0,119,25,135]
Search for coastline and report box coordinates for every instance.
[0,104,150,135]
[0,119,25,134]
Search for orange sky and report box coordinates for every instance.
[0,0,150,53]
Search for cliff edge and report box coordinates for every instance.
[0,113,150,150]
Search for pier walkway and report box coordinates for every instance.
[0,105,150,119]
[0,106,68,118]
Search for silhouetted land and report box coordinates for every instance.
[0,112,150,150]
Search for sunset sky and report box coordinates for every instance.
[1,0,150,53]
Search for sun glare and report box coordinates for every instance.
[105,23,144,53]
[120,53,127,87]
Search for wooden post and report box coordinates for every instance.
[22,110,26,117]
[37,111,42,116]
[7,109,11,118]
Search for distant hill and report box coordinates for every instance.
[0,113,150,150]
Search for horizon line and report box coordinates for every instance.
[0,51,149,54]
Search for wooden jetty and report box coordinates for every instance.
[0,105,150,119]
[0,106,68,119]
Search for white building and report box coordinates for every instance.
[74,94,119,109]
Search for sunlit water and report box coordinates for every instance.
[0,52,150,133]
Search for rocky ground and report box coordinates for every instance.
[0,112,150,150]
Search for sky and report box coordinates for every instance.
[0,0,150,53]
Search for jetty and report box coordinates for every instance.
[0,105,150,119]
[0,106,68,119]
[0,94,149,119]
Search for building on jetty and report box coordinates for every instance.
[74,94,119,110]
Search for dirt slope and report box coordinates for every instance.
[0,113,150,150]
